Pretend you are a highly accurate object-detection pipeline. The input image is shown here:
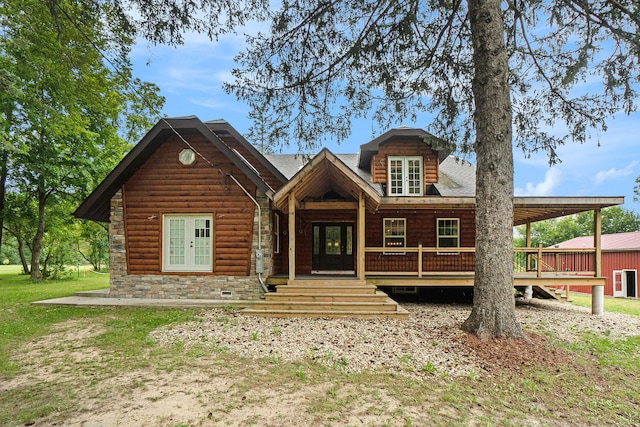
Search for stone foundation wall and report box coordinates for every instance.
[108,274,263,300]
[108,189,268,300]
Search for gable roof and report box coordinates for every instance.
[74,116,277,222]
[204,119,288,186]
[357,126,451,169]
[552,231,640,250]
[271,148,381,213]
[265,153,385,196]
[75,118,624,225]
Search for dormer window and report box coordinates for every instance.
[388,156,423,196]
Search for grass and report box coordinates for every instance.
[568,291,640,316]
[0,265,113,376]
[1,265,639,426]
[0,265,197,424]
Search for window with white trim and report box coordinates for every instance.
[388,156,423,196]
[384,218,406,254]
[163,214,213,272]
[437,218,459,249]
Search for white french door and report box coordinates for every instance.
[163,215,213,272]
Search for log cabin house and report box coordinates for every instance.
[74,116,623,318]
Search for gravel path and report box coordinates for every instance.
[150,299,640,379]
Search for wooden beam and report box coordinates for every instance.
[357,192,366,280]
[593,208,604,315]
[379,196,475,209]
[537,244,543,278]
[594,209,602,277]
[288,192,296,281]
[299,201,358,210]
[417,243,423,278]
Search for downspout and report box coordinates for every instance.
[226,174,269,293]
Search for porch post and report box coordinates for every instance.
[524,223,533,299]
[536,244,543,277]
[357,192,366,280]
[592,209,604,315]
[288,192,296,282]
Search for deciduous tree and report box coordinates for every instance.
[0,0,163,279]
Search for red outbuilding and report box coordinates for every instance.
[552,231,640,298]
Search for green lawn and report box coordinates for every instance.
[1,266,639,426]
[0,265,194,378]
[568,292,640,316]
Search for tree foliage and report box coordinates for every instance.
[0,0,164,279]
[3,0,635,336]
[226,1,639,157]
[515,206,640,248]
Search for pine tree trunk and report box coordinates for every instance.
[462,0,525,339]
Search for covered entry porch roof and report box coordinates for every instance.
[271,148,381,213]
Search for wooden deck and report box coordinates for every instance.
[267,273,606,288]
[246,273,605,318]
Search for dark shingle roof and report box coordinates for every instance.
[435,157,476,197]
[264,152,476,197]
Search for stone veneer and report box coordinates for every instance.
[108,190,269,300]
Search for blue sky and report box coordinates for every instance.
[130,32,640,214]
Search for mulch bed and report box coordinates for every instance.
[453,328,587,376]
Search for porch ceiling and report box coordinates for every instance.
[273,149,381,213]
[513,196,624,225]
[377,196,623,225]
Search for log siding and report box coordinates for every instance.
[370,139,440,190]
[123,136,257,276]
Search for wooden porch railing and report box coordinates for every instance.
[364,245,597,277]
[513,247,596,277]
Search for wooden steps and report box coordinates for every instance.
[243,279,409,319]
[533,285,567,301]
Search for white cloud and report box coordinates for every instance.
[593,161,638,186]
[515,168,562,196]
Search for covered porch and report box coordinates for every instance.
[260,150,622,317]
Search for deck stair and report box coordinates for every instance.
[243,278,409,319]
[533,285,567,301]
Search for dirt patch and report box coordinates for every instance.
[4,300,640,426]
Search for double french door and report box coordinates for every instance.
[312,223,354,272]
[163,215,213,272]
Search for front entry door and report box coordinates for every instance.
[312,223,354,272]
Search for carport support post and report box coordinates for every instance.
[524,223,533,299]
[592,208,604,315]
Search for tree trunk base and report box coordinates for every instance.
[462,307,526,340]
